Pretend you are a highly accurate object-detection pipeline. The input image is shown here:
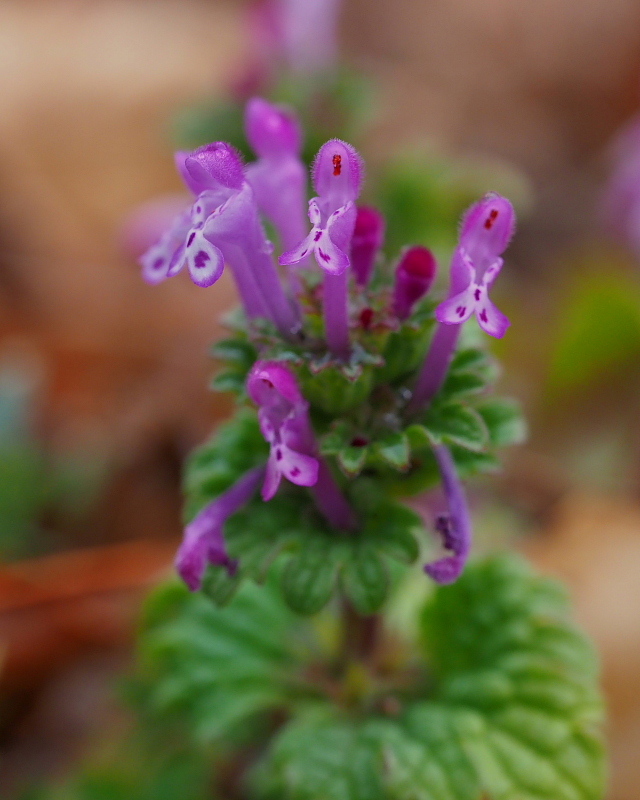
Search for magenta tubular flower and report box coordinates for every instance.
[280,139,364,359]
[247,361,357,529]
[278,0,341,76]
[424,445,471,584]
[350,206,385,287]
[247,361,320,500]
[140,143,300,337]
[245,98,307,254]
[409,194,515,412]
[392,246,437,320]
[602,116,640,257]
[176,465,266,591]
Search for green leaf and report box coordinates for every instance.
[338,445,369,477]
[389,554,606,800]
[423,402,488,451]
[183,411,267,507]
[137,576,310,748]
[477,397,527,447]
[211,337,256,365]
[255,555,604,800]
[210,371,246,395]
[440,370,487,399]
[449,347,490,373]
[282,541,339,615]
[342,546,389,614]
[450,445,501,477]
[252,709,387,800]
[375,432,411,470]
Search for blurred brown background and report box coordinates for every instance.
[0,0,639,797]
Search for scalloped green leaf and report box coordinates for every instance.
[375,431,411,470]
[451,444,501,477]
[477,397,527,447]
[338,445,369,477]
[423,401,489,451]
[342,545,389,614]
[282,540,340,615]
[440,370,487,399]
[252,710,387,800]
[254,555,605,800]
[210,371,246,395]
[211,337,257,365]
[449,347,489,373]
[136,577,308,748]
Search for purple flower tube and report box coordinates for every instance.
[424,445,471,584]
[280,139,364,360]
[247,360,357,529]
[409,193,515,413]
[392,246,437,320]
[140,142,300,338]
[350,206,385,287]
[244,97,307,254]
[176,465,266,591]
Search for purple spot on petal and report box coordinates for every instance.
[187,231,196,247]
[314,231,322,242]
[318,249,331,263]
[480,309,488,323]
[290,467,301,477]
[153,257,164,271]
[435,514,456,551]
[456,306,466,317]
[300,249,308,257]
[474,288,481,301]
[194,250,210,269]
[195,205,201,214]
[275,448,283,461]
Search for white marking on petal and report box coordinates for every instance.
[313,229,350,275]
[280,228,318,266]
[185,229,225,287]
[308,198,322,225]
[435,285,476,325]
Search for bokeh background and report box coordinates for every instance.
[1,0,640,796]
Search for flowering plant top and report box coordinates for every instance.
[141,98,525,614]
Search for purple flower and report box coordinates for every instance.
[602,115,640,257]
[392,246,437,320]
[176,466,266,591]
[278,0,341,76]
[350,206,385,287]
[140,141,300,337]
[247,361,320,500]
[280,139,363,359]
[435,193,514,338]
[244,97,308,253]
[408,194,515,413]
[424,445,471,584]
[280,138,363,276]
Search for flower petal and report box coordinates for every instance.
[185,229,225,287]
[314,228,350,275]
[278,445,319,487]
[435,285,476,325]
[139,210,191,284]
[262,454,282,500]
[476,296,510,338]
[482,257,503,288]
[279,228,318,266]
[308,198,322,225]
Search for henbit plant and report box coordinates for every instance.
[130,97,606,800]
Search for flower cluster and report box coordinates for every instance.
[140,98,518,600]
